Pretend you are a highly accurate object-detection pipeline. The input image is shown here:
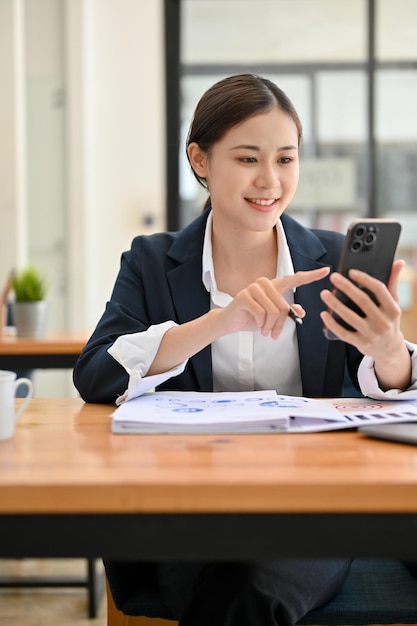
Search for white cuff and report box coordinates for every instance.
[358,339,417,400]
[107,321,188,405]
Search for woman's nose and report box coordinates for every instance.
[255,165,280,188]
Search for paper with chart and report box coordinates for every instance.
[111,390,341,434]
[111,391,417,434]
[287,397,417,432]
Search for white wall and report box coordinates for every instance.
[1,0,165,396]
[0,0,27,276]
[65,0,166,332]
[25,0,67,330]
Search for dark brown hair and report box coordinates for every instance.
[186,73,303,190]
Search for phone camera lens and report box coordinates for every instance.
[354,225,366,238]
[364,232,376,247]
[351,239,363,253]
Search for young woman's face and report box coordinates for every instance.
[189,106,300,233]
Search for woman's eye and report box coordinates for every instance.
[278,157,292,164]
[239,157,257,163]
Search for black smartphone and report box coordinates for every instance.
[323,219,402,340]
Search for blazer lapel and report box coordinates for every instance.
[166,213,213,391]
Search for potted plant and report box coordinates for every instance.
[11,266,49,338]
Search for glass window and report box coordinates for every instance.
[179,0,370,229]
[376,0,417,259]
[377,0,417,61]
[375,69,417,257]
[182,0,366,64]
[176,0,417,250]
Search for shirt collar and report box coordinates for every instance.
[202,211,295,295]
[202,211,216,293]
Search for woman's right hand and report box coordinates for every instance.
[148,266,329,377]
[217,266,330,340]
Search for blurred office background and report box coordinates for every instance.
[1,0,416,396]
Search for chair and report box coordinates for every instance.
[0,557,104,618]
[105,559,417,625]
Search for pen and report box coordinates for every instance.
[288,304,303,325]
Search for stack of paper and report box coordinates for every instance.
[110,391,417,435]
[111,391,343,434]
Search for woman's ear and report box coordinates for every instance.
[187,142,208,177]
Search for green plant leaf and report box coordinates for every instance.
[11,266,49,301]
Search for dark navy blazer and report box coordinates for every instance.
[73,211,362,404]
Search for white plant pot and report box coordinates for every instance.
[12,301,48,338]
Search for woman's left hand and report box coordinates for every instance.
[320,260,412,390]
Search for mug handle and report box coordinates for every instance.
[14,378,34,420]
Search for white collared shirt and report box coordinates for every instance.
[201,211,302,395]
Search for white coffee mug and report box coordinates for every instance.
[0,370,33,441]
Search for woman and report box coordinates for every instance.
[74,74,417,626]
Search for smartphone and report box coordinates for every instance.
[323,219,402,340]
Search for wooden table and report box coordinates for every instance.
[0,332,88,369]
[1,398,417,562]
[0,386,94,612]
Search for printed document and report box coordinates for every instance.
[111,390,340,433]
[111,391,417,434]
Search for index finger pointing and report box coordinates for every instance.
[275,267,330,293]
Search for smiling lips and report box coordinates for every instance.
[245,197,279,211]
